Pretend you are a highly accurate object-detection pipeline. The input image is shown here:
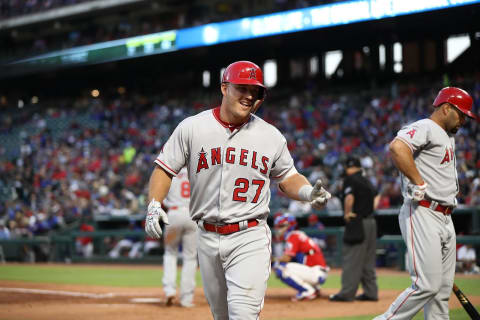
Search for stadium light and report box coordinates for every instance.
[393,42,403,73]
[446,34,471,63]
[309,56,319,76]
[202,71,211,88]
[379,44,386,71]
[264,60,277,88]
[325,50,342,79]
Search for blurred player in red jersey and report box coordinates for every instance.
[272,213,329,301]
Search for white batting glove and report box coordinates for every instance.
[145,198,169,239]
[310,180,332,209]
[407,182,427,201]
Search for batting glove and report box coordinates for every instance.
[310,180,332,209]
[407,182,427,201]
[145,198,169,239]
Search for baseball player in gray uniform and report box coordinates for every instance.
[374,87,476,320]
[162,167,197,308]
[145,60,331,320]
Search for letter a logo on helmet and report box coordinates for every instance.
[249,68,256,80]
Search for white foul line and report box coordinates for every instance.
[0,287,115,299]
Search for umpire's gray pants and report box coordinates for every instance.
[337,217,378,300]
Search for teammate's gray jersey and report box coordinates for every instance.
[155,108,295,223]
[163,167,190,210]
[395,118,458,206]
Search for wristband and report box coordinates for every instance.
[148,198,163,211]
[298,185,313,202]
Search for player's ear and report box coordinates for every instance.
[221,82,228,96]
[439,103,451,116]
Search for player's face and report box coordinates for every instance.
[446,104,466,134]
[221,83,261,123]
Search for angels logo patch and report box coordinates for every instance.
[406,129,416,139]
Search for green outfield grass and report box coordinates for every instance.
[1,265,479,295]
[1,265,479,320]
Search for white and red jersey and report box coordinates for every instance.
[395,119,458,206]
[155,107,295,223]
[163,167,190,210]
[284,230,326,267]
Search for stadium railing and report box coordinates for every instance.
[1,207,478,266]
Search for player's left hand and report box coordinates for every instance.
[407,182,427,201]
[145,198,169,239]
[310,180,332,209]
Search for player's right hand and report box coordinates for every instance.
[145,198,169,239]
[407,182,427,201]
[310,180,332,209]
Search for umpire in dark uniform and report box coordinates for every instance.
[329,156,379,302]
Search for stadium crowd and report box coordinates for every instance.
[1,78,479,241]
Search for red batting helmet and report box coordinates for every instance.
[222,61,266,107]
[274,213,297,233]
[222,61,265,88]
[433,87,476,119]
[308,213,319,224]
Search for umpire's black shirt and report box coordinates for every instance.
[342,171,377,218]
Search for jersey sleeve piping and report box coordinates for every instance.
[394,136,414,153]
[272,164,295,180]
[154,158,179,176]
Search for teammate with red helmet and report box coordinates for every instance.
[146,60,331,319]
[375,86,476,319]
[433,86,476,120]
[272,213,329,301]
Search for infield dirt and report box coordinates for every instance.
[1,267,478,320]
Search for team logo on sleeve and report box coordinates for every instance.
[406,129,416,138]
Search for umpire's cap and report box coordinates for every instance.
[345,156,361,168]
